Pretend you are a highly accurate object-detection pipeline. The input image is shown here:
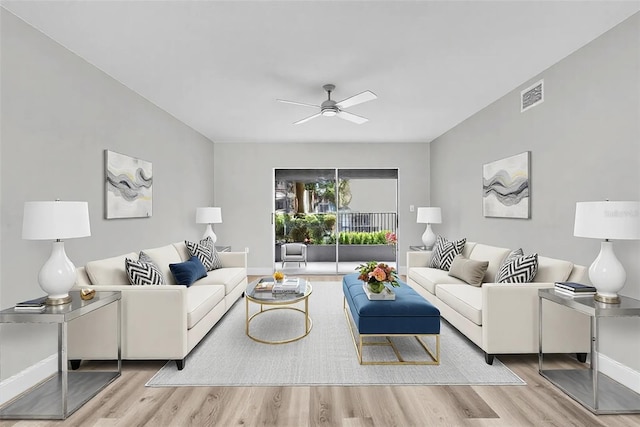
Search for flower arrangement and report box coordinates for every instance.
[356,261,399,293]
[385,232,397,245]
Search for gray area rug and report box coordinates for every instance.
[147,281,525,387]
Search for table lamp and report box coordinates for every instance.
[574,201,640,303]
[22,201,91,305]
[196,207,222,243]
[417,207,442,249]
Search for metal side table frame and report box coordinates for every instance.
[0,291,121,420]
[538,288,640,414]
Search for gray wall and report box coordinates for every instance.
[0,11,215,380]
[430,14,640,371]
[213,143,430,272]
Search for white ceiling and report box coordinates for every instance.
[3,1,639,144]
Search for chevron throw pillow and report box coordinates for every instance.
[185,237,223,271]
[125,251,165,286]
[428,236,467,271]
[496,249,538,283]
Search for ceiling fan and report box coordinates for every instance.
[277,84,377,125]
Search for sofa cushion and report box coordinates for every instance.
[496,249,538,283]
[461,242,478,258]
[141,245,183,286]
[409,267,466,294]
[194,267,247,295]
[468,244,510,283]
[428,236,466,271]
[170,256,207,287]
[533,256,574,283]
[86,252,138,286]
[185,237,223,271]
[436,284,483,326]
[186,285,225,329]
[185,237,214,270]
[173,241,191,261]
[125,252,165,286]
[448,255,489,286]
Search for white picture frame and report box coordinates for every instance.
[105,150,153,219]
[482,151,530,219]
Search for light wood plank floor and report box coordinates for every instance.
[2,276,639,426]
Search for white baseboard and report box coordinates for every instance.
[599,353,640,394]
[0,353,57,405]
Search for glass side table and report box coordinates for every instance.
[538,288,640,414]
[409,245,431,251]
[215,245,231,252]
[0,291,121,420]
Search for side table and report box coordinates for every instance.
[538,288,640,414]
[215,245,231,252]
[409,245,431,251]
[0,291,121,420]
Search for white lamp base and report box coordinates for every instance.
[38,241,75,305]
[422,224,436,249]
[202,224,217,244]
[589,241,625,304]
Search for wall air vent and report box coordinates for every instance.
[521,79,544,112]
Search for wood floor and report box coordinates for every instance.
[2,276,639,427]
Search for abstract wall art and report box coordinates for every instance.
[105,150,153,219]
[482,151,530,219]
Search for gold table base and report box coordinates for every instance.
[245,294,312,345]
[344,298,440,365]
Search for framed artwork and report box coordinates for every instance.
[105,150,153,219]
[482,151,530,219]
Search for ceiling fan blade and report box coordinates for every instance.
[293,112,322,125]
[336,110,368,124]
[277,99,320,109]
[335,90,377,109]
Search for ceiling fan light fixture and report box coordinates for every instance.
[278,84,377,124]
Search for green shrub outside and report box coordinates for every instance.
[275,213,392,245]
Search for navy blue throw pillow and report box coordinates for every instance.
[169,256,207,286]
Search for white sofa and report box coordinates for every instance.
[68,242,247,370]
[406,242,591,364]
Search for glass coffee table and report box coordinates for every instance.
[245,277,312,344]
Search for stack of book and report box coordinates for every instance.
[272,278,303,294]
[554,282,597,297]
[254,280,275,293]
[14,296,47,312]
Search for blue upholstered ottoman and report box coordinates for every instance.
[342,273,441,365]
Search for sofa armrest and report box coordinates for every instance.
[482,282,589,354]
[407,251,432,269]
[218,251,247,268]
[69,285,189,360]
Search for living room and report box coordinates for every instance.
[1,1,639,425]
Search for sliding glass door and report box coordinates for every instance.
[336,169,398,274]
[274,168,398,274]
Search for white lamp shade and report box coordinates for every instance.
[417,207,442,224]
[22,201,91,240]
[574,201,640,240]
[196,207,222,224]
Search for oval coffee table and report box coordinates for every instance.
[245,277,313,344]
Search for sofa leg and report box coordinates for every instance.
[484,353,495,365]
[576,353,587,363]
[176,359,185,370]
[69,359,81,370]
